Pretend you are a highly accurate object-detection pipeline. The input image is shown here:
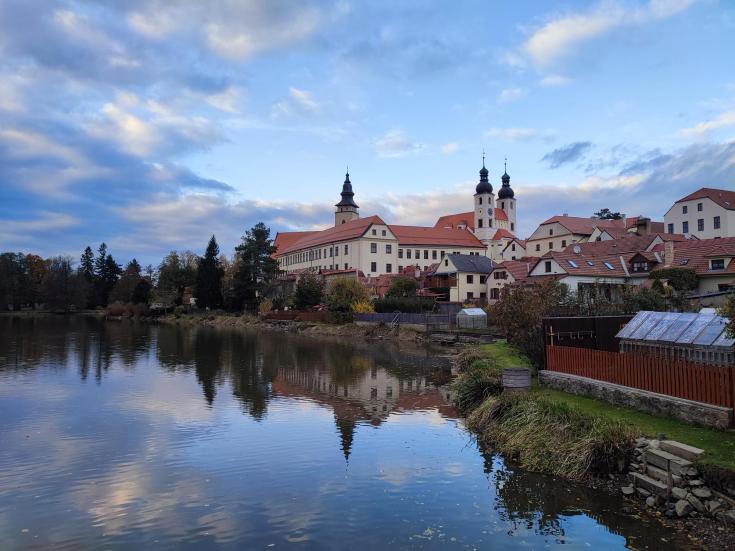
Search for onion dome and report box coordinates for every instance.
[335,170,359,208]
[475,156,493,194]
[498,160,514,199]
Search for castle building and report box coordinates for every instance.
[274,160,518,276]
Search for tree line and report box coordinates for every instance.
[0,222,279,313]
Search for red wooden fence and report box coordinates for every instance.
[545,345,735,409]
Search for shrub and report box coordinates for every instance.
[386,277,418,298]
[373,296,435,313]
[293,272,324,309]
[258,299,273,314]
[350,299,374,313]
[325,278,369,312]
[467,393,635,479]
[720,294,735,338]
[622,286,666,312]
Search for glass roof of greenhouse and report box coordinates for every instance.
[616,310,734,348]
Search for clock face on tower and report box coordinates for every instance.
[487,208,493,216]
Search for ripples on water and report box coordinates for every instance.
[0,315,688,549]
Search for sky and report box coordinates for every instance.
[1,0,734,266]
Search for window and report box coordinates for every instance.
[698,219,704,232]
[682,205,688,214]
[329,247,333,257]
[668,223,674,234]
[441,251,445,258]
[480,292,486,299]
[711,259,725,270]
[480,276,486,284]
[548,242,553,249]
[501,202,505,209]
[432,250,437,260]
[382,230,386,236]
[444,259,449,266]
[604,262,615,270]
[370,262,377,272]
[682,221,689,234]
[549,228,554,236]
[466,292,474,299]
[544,261,552,273]
[344,244,348,254]
[398,249,403,258]
[714,216,721,229]
[372,229,377,235]
[334,246,338,256]
[535,244,541,252]
[479,197,482,205]
[490,288,500,300]
[344,263,348,270]
[511,244,516,251]
[424,250,429,260]
[494,271,507,280]
[567,260,578,268]
[415,250,420,259]
[467,275,474,284]
[386,386,393,398]
[398,265,403,272]
[386,264,392,273]
[586,260,594,266]
[697,202,703,212]
[407,250,412,259]
[510,223,514,231]
[478,219,483,228]
[632,261,649,273]
[386,244,392,254]
[562,240,567,248]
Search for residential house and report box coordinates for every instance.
[501,237,527,260]
[652,237,735,295]
[664,188,735,239]
[428,254,495,303]
[525,215,627,256]
[487,259,534,303]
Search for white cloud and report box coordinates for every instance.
[497,87,525,104]
[289,87,320,112]
[206,86,245,113]
[441,142,459,154]
[271,87,321,119]
[522,0,697,67]
[539,75,572,87]
[485,127,555,142]
[680,110,735,137]
[374,129,423,158]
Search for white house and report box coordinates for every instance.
[664,188,735,239]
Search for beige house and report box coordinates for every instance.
[651,237,735,295]
[487,259,533,303]
[431,254,495,303]
[664,188,735,239]
[525,215,627,256]
[501,238,527,260]
[275,163,518,275]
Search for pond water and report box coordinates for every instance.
[0,316,688,549]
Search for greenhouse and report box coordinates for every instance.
[616,309,735,366]
[456,308,487,330]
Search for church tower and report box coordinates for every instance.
[473,155,495,245]
[335,169,359,226]
[497,159,516,234]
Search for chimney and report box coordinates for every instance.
[636,217,651,235]
[664,241,675,267]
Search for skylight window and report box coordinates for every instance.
[679,259,689,266]
[567,260,578,268]
[604,262,615,270]
[586,260,594,266]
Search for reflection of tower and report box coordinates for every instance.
[335,415,356,462]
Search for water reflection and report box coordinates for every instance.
[0,316,689,550]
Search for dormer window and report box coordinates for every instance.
[711,259,725,271]
[632,261,649,273]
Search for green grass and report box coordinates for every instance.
[535,387,735,471]
[479,340,533,370]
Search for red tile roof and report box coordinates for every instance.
[492,229,515,240]
[539,215,626,236]
[492,259,532,282]
[569,233,687,255]
[652,237,735,277]
[435,208,508,229]
[674,188,735,211]
[276,215,386,255]
[274,231,318,256]
[533,247,658,278]
[388,225,484,247]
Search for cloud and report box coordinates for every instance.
[271,87,322,119]
[374,129,423,158]
[485,127,555,142]
[541,141,593,168]
[497,87,525,104]
[522,0,698,67]
[206,86,245,113]
[441,142,459,154]
[680,110,735,137]
[539,75,572,87]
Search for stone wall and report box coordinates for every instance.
[539,370,733,429]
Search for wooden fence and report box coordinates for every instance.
[545,345,735,409]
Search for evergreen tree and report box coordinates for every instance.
[80,246,95,281]
[293,272,324,309]
[109,259,146,304]
[231,222,279,311]
[196,235,224,309]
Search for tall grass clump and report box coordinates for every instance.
[452,350,503,413]
[468,393,636,479]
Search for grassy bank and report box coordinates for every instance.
[455,340,735,477]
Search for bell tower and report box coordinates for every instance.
[473,153,495,245]
[335,169,359,226]
[497,158,516,234]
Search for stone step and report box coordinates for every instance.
[632,472,670,497]
[644,448,692,475]
[646,464,681,486]
[659,440,705,462]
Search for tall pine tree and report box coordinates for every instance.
[232,223,279,311]
[196,235,223,309]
